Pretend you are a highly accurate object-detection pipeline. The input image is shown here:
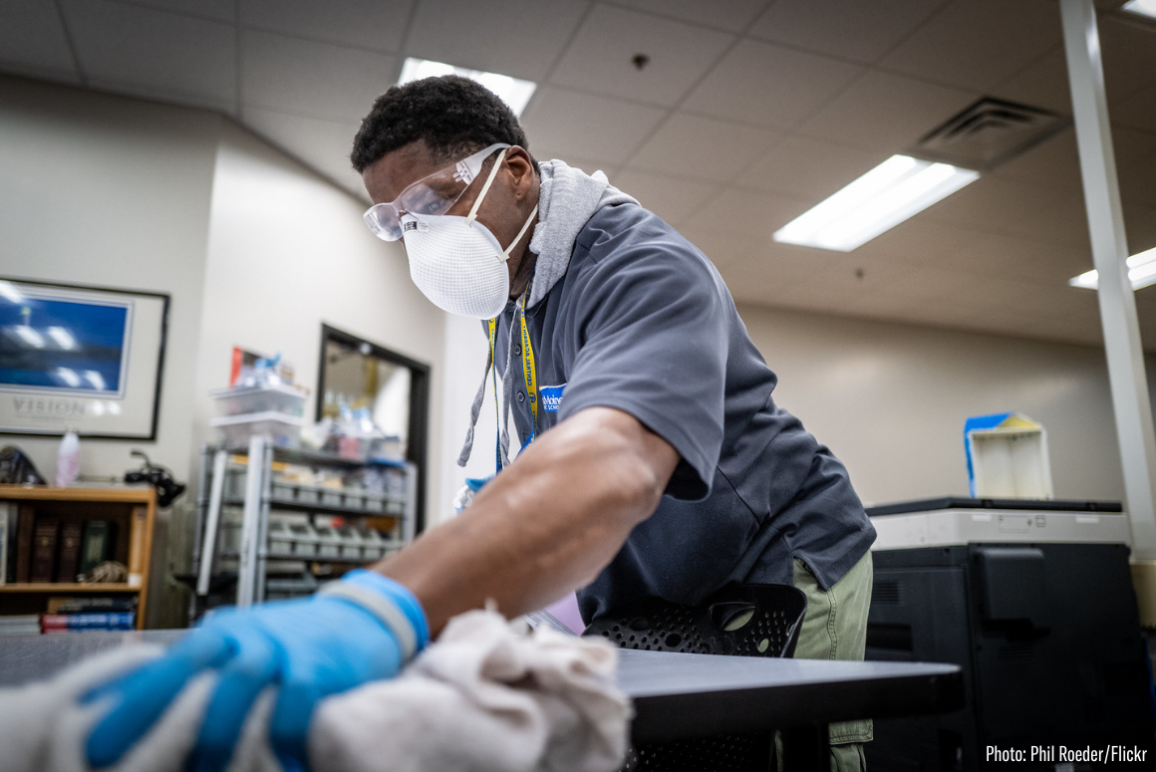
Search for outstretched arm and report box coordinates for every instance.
[377,405,680,635]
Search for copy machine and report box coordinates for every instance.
[862,497,1154,771]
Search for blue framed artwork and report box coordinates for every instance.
[0,277,169,439]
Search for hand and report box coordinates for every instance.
[83,570,427,772]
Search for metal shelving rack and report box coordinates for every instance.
[190,436,417,619]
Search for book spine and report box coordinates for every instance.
[79,520,110,578]
[127,505,146,588]
[55,519,84,583]
[46,596,137,614]
[41,612,135,630]
[0,504,8,586]
[29,516,61,584]
[14,506,34,583]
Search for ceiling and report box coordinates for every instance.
[2,0,1156,348]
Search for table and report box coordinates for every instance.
[0,631,963,769]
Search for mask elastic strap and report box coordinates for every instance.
[466,148,508,224]
[503,205,539,259]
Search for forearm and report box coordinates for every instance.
[371,407,678,635]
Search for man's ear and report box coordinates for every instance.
[505,147,537,200]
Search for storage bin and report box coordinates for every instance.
[211,383,307,418]
[344,491,366,511]
[363,494,385,513]
[313,525,342,558]
[268,521,294,556]
[336,526,366,560]
[321,489,343,508]
[287,522,319,557]
[271,481,296,502]
[211,412,303,449]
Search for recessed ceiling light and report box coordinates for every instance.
[773,155,979,252]
[1069,246,1156,291]
[1122,0,1156,21]
[398,57,536,117]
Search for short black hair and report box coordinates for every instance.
[350,75,536,174]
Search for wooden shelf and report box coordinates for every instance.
[0,583,139,593]
[0,485,155,504]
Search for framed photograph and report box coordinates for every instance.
[0,277,169,440]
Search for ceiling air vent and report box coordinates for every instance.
[912,97,1069,172]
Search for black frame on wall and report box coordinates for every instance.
[317,324,431,535]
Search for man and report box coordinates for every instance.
[85,76,876,772]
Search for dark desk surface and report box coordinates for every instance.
[0,631,963,743]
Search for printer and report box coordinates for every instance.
[864,497,1154,771]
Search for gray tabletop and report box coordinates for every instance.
[0,631,962,743]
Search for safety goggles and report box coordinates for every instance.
[363,142,512,241]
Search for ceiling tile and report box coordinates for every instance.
[1112,83,1156,135]
[611,0,769,32]
[989,47,1072,115]
[920,176,1090,248]
[241,106,366,198]
[989,127,1083,194]
[535,151,621,181]
[628,112,780,182]
[549,4,734,107]
[240,0,413,53]
[681,39,862,130]
[242,29,395,121]
[126,0,236,23]
[61,0,236,106]
[1099,16,1156,104]
[1118,148,1156,210]
[520,87,666,165]
[1125,205,1156,255]
[679,227,763,270]
[0,0,76,80]
[405,0,590,82]
[957,232,1091,284]
[682,187,809,241]
[734,135,886,201]
[850,218,978,268]
[879,0,1061,92]
[748,0,948,65]
[613,170,717,227]
[796,69,976,154]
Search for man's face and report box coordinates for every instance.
[362,140,539,298]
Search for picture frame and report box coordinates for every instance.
[0,276,169,440]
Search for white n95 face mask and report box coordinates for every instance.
[402,147,538,319]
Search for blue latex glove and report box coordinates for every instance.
[82,570,427,772]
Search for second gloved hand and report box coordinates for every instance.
[83,570,427,772]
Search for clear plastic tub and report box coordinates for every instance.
[211,383,307,418]
[210,411,303,449]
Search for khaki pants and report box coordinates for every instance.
[775,551,874,772]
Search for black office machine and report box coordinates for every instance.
[863,497,1155,771]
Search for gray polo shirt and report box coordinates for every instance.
[490,201,876,624]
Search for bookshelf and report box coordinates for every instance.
[0,486,156,629]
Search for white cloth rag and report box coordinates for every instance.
[0,610,631,772]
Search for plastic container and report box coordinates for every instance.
[210,412,303,449]
[313,525,342,559]
[287,522,318,557]
[336,526,366,560]
[211,382,307,418]
[268,521,294,556]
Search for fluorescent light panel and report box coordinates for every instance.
[399,58,536,117]
[1069,246,1156,291]
[774,155,979,252]
[1123,0,1156,20]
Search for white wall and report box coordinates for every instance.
[0,76,219,482]
[736,303,1156,507]
[440,313,503,525]
[195,122,448,519]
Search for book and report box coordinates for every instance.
[79,520,111,578]
[0,503,11,585]
[55,519,84,583]
[29,515,61,583]
[0,614,42,636]
[46,596,138,614]
[14,505,34,583]
[40,612,135,632]
[127,505,147,588]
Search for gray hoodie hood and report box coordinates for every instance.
[457,159,638,470]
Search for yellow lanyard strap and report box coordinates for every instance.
[487,294,540,471]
